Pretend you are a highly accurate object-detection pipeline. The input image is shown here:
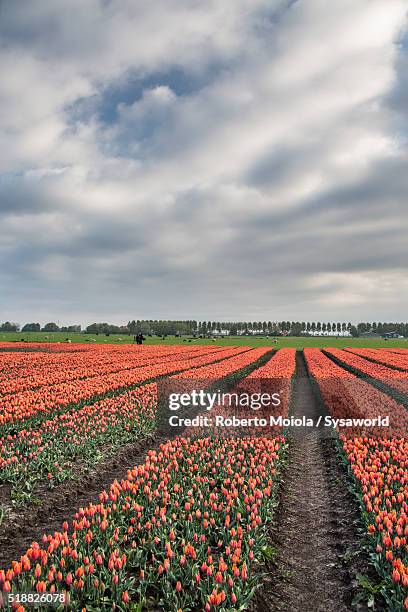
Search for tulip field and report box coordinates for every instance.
[304,348,408,610]
[0,343,407,610]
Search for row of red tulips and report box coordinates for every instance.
[305,348,408,609]
[0,348,271,503]
[0,346,212,395]
[0,384,157,496]
[324,348,408,399]
[172,348,269,380]
[0,434,286,611]
[246,347,296,410]
[304,349,408,437]
[0,345,182,380]
[180,349,296,439]
[0,342,90,353]
[344,347,408,372]
[0,347,250,428]
[343,437,408,610]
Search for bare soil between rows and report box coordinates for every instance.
[251,352,382,612]
[0,433,166,568]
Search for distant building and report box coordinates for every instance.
[382,332,404,339]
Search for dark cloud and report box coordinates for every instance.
[0,173,69,215]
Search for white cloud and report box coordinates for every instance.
[0,0,407,324]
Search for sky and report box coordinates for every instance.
[0,0,407,326]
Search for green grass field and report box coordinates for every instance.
[0,331,407,349]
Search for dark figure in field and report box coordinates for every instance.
[136,333,145,345]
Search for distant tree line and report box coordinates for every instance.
[197,321,408,337]
[0,322,81,333]
[1,320,408,338]
[127,320,198,336]
[85,323,129,335]
[116,320,408,338]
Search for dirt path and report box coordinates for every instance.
[254,352,363,612]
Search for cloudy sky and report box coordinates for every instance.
[0,0,407,325]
